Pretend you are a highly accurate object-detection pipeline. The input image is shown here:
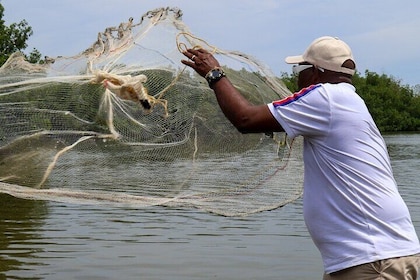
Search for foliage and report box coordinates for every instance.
[0,3,42,65]
[280,71,420,132]
[280,72,298,93]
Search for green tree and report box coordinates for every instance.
[280,71,298,93]
[0,3,42,65]
[353,71,420,131]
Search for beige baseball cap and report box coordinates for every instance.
[285,36,356,75]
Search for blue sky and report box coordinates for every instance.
[2,0,420,86]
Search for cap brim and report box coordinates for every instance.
[285,55,305,64]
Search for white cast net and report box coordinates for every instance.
[0,7,303,216]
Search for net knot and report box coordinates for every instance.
[90,69,168,117]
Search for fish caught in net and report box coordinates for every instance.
[0,7,303,216]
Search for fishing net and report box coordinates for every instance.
[0,7,303,216]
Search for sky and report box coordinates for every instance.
[2,0,420,86]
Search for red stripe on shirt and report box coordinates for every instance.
[272,84,321,107]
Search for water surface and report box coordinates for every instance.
[1,134,419,280]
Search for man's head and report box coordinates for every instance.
[285,36,356,89]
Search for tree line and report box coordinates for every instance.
[1,3,419,132]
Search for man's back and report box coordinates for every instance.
[296,83,420,273]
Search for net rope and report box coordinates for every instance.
[0,7,303,216]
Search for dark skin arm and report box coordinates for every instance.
[181,48,284,134]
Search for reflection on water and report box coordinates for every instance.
[0,134,419,279]
[0,195,48,280]
[1,197,320,280]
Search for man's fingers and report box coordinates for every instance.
[181,59,194,67]
[186,48,208,56]
[196,48,209,54]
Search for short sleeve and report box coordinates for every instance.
[268,84,331,138]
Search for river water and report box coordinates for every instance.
[1,133,419,280]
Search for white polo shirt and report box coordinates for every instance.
[268,83,420,273]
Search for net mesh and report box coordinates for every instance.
[0,7,303,216]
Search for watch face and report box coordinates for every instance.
[211,69,221,78]
[206,68,225,87]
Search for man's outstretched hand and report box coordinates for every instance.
[181,48,221,77]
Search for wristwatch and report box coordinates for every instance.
[205,67,226,88]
